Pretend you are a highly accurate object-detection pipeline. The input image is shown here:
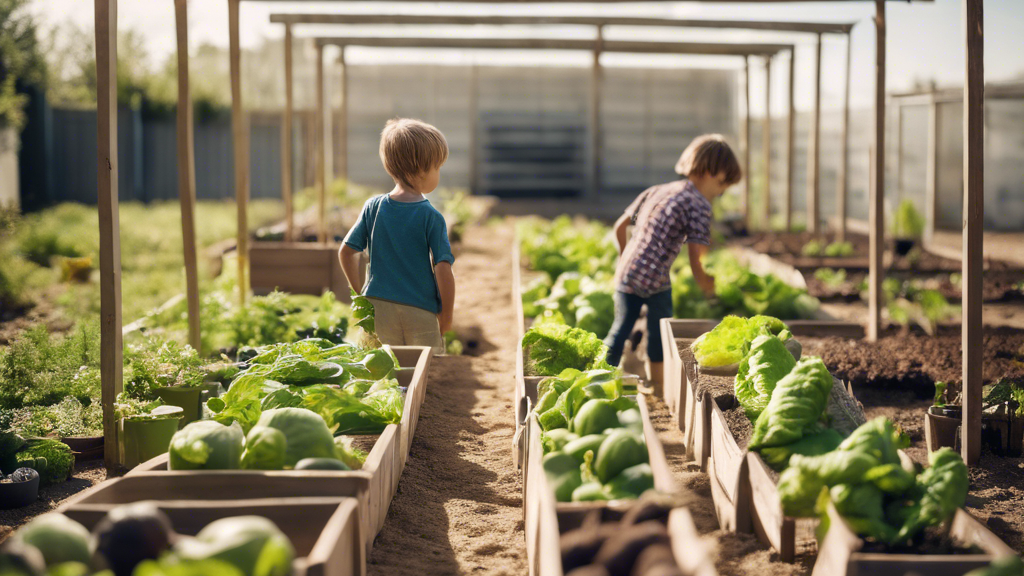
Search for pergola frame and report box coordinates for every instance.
[94,0,975,477]
[273,13,855,235]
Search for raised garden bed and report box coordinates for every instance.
[61,496,364,576]
[522,395,717,576]
[249,241,356,299]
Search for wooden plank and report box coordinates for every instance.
[468,65,479,194]
[837,32,852,242]
[806,33,822,234]
[762,55,772,229]
[925,92,938,243]
[95,0,122,474]
[315,44,326,244]
[895,103,904,203]
[785,49,795,232]
[316,37,791,57]
[961,0,983,466]
[742,57,751,227]
[338,49,348,197]
[868,1,886,342]
[253,0,931,4]
[269,13,854,34]
[589,27,602,198]
[229,0,249,303]
[393,346,431,473]
[283,23,294,242]
[174,0,201,352]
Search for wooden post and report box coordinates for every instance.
[837,32,852,242]
[338,48,348,199]
[868,1,886,342]
[174,0,200,352]
[282,23,294,242]
[785,49,795,232]
[807,32,822,234]
[95,0,122,474]
[228,0,249,303]
[315,44,326,244]
[895,103,903,202]
[925,92,939,243]
[762,56,772,230]
[961,0,983,466]
[589,25,603,198]
[742,57,751,227]
[468,64,479,194]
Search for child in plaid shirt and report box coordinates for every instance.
[605,134,742,393]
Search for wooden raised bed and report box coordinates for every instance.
[523,394,717,576]
[62,496,363,576]
[249,241,355,299]
[813,502,1017,576]
[390,346,432,475]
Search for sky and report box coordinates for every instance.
[28,0,1024,114]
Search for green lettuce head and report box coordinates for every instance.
[169,421,245,471]
[245,408,336,469]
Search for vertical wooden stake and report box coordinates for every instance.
[868,1,886,342]
[742,57,751,228]
[785,49,795,233]
[174,0,200,353]
[962,0,984,466]
[925,92,939,243]
[339,49,348,200]
[315,44,326,244]
[762,56,772,230]
[228,0,249,303]
[282,24,294,242]
[895,104,904,202]
[468,64,479,194]
[589,26,603,199]
[837,32,852,242]
[807,33,822,235]
[95,0,122,474]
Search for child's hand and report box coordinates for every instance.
[697,273,716,297]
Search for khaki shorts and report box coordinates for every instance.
[366,297,444,354]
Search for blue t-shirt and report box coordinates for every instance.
[343,194,455,314]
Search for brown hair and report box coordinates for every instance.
[379,118,449,188]
[674,134,742,185]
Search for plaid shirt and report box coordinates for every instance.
[615,180,712,298]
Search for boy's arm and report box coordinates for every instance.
[435,262,455,334]
[613,213,631,256]
[688,243,715,297]
[338,244,365,295]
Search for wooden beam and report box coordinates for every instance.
[837,32,852,242]
[315,44,326,244]
[338,48,348,198]
[283,24,294,242]
[229,0,249,303]
[590,26,603,199]
[895,103,903,203]
[314,37,791,57]
[252,0,932,4]
[806,32,822,234]
[95,0,122,475]
[742,57,750,228]
[762,55,772,230]
[868,0,886,342]
[785,49,795,233]
[925,93,938,242]
[174,0,200,353]
[961,0,983,467]
[468,65,479,194]
[270,13,856,34]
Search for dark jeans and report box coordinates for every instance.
[604,289,673,367]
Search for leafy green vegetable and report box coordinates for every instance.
[300,383,403,435]
[892,447,969,541]
[824,241,855,258]
[350,290,376,335]
[543,451,583,502]
[893,199,925,239]
[13,513,92,566]
[749,357,833,451]
[758,426,843,471]
[690,315,789,368]
[168,421,245,471]
[240,427,288,470]
[735,335,797,421]
[172,516,294,576]
[603,463,654,500]
[965,556,1024,576]
[593,429,648,483]
[802,240,823,257]
[572,399,620,436]
[333,436,367,469]
[521,324,611,377]
[517,216,616,281]
[244,408,337,469]
[540,429,577,454]
[16,439,74,486]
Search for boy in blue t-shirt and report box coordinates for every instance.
[339,118,455,353]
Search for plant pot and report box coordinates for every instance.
[61,435,104,461]
[154,386,204,429]
[893,238,917,257]
[119,407,183,469]
[925,410,960,452]
[0,473,40,509]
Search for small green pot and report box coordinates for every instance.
[154,386,204,428]
[120,406,183,469]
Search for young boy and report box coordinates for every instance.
[339,118,455,354]
[604,134,741,392]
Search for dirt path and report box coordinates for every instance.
[368,222,528,576]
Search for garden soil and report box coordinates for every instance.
[0,461,106,541]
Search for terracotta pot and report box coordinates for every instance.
[925,409,960,452]
[61,435,104,461]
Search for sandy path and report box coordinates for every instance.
[368,222,528,576]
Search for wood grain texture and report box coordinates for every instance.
[283,23,294,242]
[837,32,852,242]
[925,93,938,243]
[962,0,983,466]
[743,57,751,226]
[95,0,122,474]
[762,56,772,229]
[315,36,791,56]
[468,65,479,194]
[868,0,886,342]
[589,26,603,198]
[806,33,822,234]
[785,49,795,232]
[338,48,348,196]
[315,44,326,244]
[229,0,249,303]
[174,0,201,352]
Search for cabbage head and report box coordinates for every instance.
[172,516,294,576]
[13,513,92,566]
[245,408,335,468]
[169,421,245,470]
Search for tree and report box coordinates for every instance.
[0,0,47,131]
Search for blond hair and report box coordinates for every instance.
[379,118,449,188]
[674,134,742,185]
